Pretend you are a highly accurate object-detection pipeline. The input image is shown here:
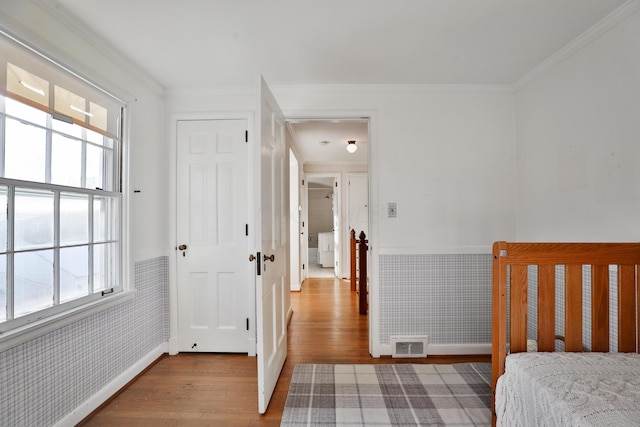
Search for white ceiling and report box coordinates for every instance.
[287,119,368,167]
[43,0,629,165]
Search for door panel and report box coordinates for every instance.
[349,173,369,237]
[256,77,288,414]
[177,119,249,353]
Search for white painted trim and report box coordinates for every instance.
[273,84,513,96]
[167,86,255,99]
[168,337,179,356]
[514,0,640,92]
[54,342,168,427]
[165,84,513,101]
[0,290,136,352]
[286,307,294,326]
[367,111,380,358]
[427,344,492,355]
[378,246,492,255]
[168,111,256,357]
[378,343,491,357]
[281,108,378,357]
[30,0,164,97]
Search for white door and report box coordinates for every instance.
[176,119,250,353]
[289,149,301,291]
[332,180,340,276]
[255,77,288,414]
[348,173,369,238]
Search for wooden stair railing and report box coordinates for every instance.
[350,229,368,315]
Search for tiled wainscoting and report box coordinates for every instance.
[0,256,169,427]
[379,254,492,351]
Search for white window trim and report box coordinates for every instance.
[0,28,133,352]
[0,288,135,351]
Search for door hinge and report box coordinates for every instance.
[246,318,249,331]
[256,251,261,276]
[245,130,248,142]
[301,179,304,186]
[302,264,305,270]
[245,224,248,236]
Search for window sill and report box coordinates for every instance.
[0,289,136,352]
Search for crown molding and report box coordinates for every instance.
[166,85,255,99]
[166,83,513,100]
[513,0,640,92]
[28,0,165,97]
[271,83,513,95]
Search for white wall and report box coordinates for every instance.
[169,85,518,252]
[0,1,168,261]
[514,9,640,241]
[0,2,169,425]
[169,85,516,355]
[276,86,518,252]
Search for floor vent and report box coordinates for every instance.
[391,336,428,358]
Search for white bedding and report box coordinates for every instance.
[496,352,640,426]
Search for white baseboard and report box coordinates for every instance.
[54,342,168,427]
[378,343,491,357]
[287,306,294,325]
[168,336,179,355]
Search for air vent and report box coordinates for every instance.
[391,336,428,358]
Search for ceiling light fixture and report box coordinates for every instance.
[346,140,357,153]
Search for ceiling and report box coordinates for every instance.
[287,119,368,167]
[43,0,629,165]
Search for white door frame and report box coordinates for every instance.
[169,107,379,357]
[305,172,341,276]
[168,111,256,356]
[289,148,302,291]
[282,109,378,356]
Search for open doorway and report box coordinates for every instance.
[307,174,339,278]
[286,118,369,286]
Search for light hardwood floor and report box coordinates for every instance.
[80,277,490,426]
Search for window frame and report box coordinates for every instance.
[0,29,132,351]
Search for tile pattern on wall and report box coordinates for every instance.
[0,256,169,427]
[379,254,492,346]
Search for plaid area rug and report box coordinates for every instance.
[281,363,492,426]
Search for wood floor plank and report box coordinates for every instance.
[80,277,489,426]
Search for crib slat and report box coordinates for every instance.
[565,264,583,352]
[618,265,637,352]
[591,265,609,352]
[538,264,555,351]
[511,264,528,353]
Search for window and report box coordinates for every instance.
[0,31,125,336]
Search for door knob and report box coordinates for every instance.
[178,244,187,250]
[263,254,275,262]
[249,254,256,262]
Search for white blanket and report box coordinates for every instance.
[496,352,640,426]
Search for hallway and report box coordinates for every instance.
[80,277,488,426]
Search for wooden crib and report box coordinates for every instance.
[491,241,640,426]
